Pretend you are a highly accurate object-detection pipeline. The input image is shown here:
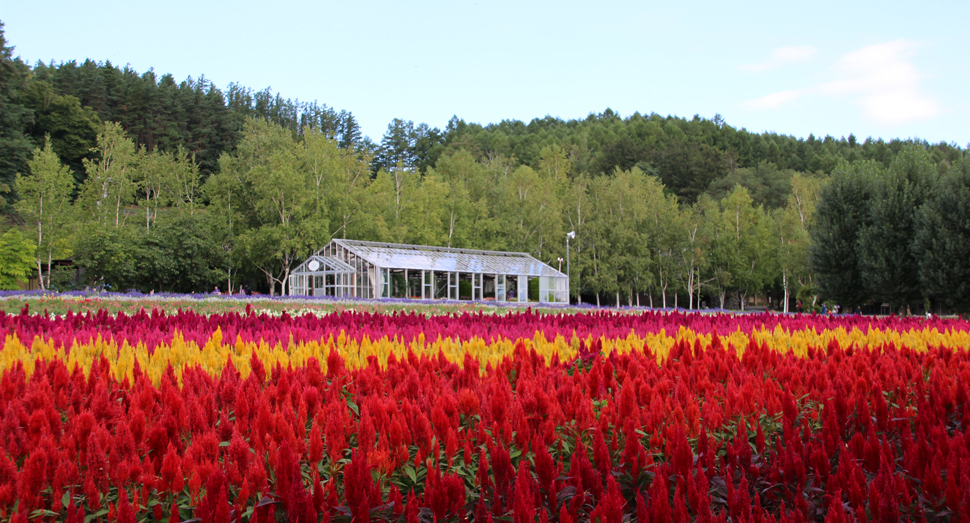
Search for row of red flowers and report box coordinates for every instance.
[0,308,968,522]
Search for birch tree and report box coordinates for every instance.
[14,136,74,290]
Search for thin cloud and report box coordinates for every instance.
[742,89,807,110]
[742,39,940,125]
[740,46,817,72]
[819,39,939,124]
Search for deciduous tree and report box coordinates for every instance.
[15,136,75,290]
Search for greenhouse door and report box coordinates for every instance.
[448,272,459,300]
[496,275,506,302]
[472,273,483,301]
[423,271,434,300]
[380,268,390,298]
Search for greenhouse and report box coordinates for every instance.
[288,239,569,303]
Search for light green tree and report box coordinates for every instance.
[212,119,321,295]
[585,167,653,306]
[495,163,563,258]
[362,163,422,243]
[703,186,774,310]
[136,147,168,229]
[137,146,202,229]
[167,147,201,213]
[78,122,139,227]
[15,136,75,290]
[675,203,710,310]
[299,130,372,241]
[403,173,448,246]
[643,179,684,308]
[427,150,493,248]
[774,173,823,312]
[0,228,36,290]
[584,174,619,306]
[562,172,591,302]
[206,150,252,292]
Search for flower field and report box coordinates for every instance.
[1,304,969,522]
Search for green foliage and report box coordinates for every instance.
[209,119,334,294]
[705,161,795,209]
[459,280,472,300]
[135,212,225,293]
[21,81,101,180]
[810,160,880,307]
[914,157,970,312]
[72,225,140,291]
[0,21,34,208]
[78,122,139,227]
[71,211,223,293]
[701,186,774,309]
[15,136,75,289]
[773,173,822,312]
[0,228,35,289]
[439,111,961,207]
[857,147,936,308]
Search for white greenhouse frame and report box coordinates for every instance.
[288,240,569,303]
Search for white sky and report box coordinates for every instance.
[4,0,968,146]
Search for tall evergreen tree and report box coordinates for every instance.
[809,160,880,308]
[0,21,34,207]
[857,147,935,310]
[915,157,970,312]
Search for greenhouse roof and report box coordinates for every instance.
[333,239,566,278]
[292,254,356,275]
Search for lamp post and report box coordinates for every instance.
[557,257,564,272]
[566,231,575,303]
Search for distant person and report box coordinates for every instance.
[822,304,827,314]
[212,286,220,295]
[796,299,803,314]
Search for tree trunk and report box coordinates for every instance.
[596,293,600,307]
[782,271,790,314]
[265,273,276,296]
[719,290,726,310]
[45,250,53,290]
[281,267,292,296]
[36,213,45,291]
[37,259,45,291]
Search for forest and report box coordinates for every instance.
[2,22,969,312]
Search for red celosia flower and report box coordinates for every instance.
[344,449,378,521]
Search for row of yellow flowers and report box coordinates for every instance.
[1,322,967,386]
